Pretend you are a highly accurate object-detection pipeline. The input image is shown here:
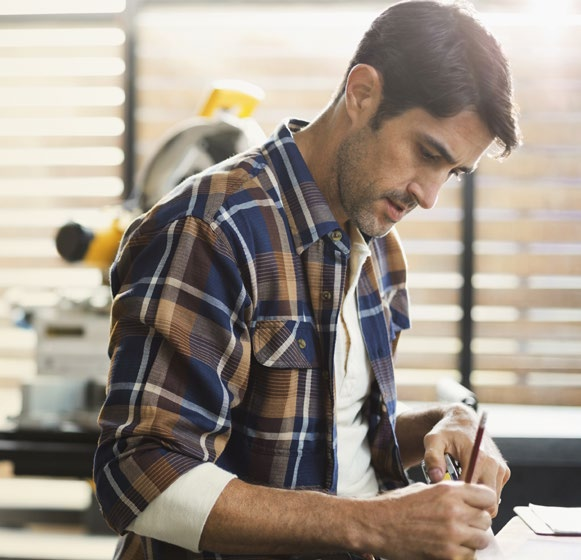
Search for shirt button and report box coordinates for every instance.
[297,338,307,349]
[322,290,332,301]
[330,230,342,242]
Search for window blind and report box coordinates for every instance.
[467,14,581,404]
[0,2,126,384]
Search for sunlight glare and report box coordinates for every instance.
[527,0,578,31]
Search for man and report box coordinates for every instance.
[94,1,520,559]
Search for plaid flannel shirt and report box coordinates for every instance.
[94,120,411,560]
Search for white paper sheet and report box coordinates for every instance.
[529,504,581,535]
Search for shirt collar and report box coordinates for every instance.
[264,119,345,255]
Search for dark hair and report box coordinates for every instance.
[335,0,520,158]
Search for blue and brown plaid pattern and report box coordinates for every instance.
[94,120,411,559]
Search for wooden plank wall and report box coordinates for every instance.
[469,14,581,403]
[0,2,579,405]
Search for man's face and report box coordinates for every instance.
[333,107,493,238]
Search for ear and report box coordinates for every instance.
[344,64,382,125]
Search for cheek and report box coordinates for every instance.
[370,142,413,182]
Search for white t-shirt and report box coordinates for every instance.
[334,223,378,497]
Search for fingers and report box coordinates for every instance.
[422,447,448,483]
[460,480,497,512]
[440,484,494,554]
[467,440,510,517]
[425,484,494,554]
[421,405,511,509]
[372,483,494,560]
[460,526,494,557]
[422,435,454,483]
[428,528,491,560]
[469,506,494,532]
[422,404,477,482]
[490,458,510,517]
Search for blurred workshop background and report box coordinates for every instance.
[0,1,579,559]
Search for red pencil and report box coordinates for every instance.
[465,411,487,483]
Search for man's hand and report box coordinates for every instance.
[422,405,510,515]
[359,481,495,560]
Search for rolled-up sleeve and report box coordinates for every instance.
[93,212,251,534]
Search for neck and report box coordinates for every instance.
[293,102,350,230]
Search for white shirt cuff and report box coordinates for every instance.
[127,462,237,552]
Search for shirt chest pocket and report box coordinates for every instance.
[251,320,321,369]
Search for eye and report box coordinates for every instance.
[420,146,439,162]
[420,145,466,181]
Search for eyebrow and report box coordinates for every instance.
[421,134,475,175]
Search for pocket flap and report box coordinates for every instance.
[252,320,320,369]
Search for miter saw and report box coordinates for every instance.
[14,81,266,431]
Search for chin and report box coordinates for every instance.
[375,226,395,238]
[359,221,395,238]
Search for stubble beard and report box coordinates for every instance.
[335,131,394,238]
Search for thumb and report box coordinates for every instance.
[422,442,449,483]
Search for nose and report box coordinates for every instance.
[407,179,442,210]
